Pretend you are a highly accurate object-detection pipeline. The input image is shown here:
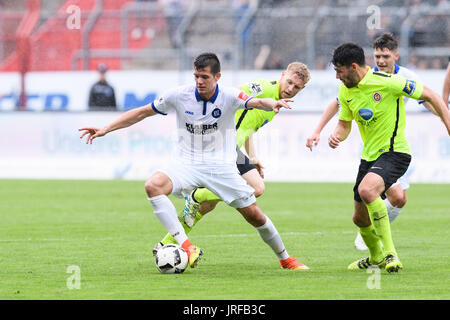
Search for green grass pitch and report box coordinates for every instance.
[0,179,449,300]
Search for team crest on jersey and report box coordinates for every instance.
[372,92,382,102]
[248,82,263,96]
[403,79,416,95]
[212,108,222,118]
[358,108,374,121]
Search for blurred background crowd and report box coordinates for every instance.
[0,0,448,74]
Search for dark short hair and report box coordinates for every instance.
[332,42,365,67]
[194,52,221,74]
[373,32,398,51]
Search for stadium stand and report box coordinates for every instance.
[0,0,448,72]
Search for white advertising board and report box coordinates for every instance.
[0,69,445,112]
[0,112,448,182]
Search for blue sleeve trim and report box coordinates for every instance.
[418,100,426,104]
[151,102,167,115]
[244,97,255,110]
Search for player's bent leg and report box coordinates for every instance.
[144,171,174,198]
[199,201,219,216]
[154,200,219,251]
[193,187,222,203]
[358,173,398,255]
[351,201,385,267]
[241,169,265,198]
[385,184,407,223]
[182,190,202,227]
[386,184,407,208]
[146,171,202,268]
[237,203,309,270]
[236,202,266,227]
[153,199,219,256]
[354,231,368,251]
[357,172,385,204]
[182,189,222,228]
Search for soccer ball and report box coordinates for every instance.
[155,244,188,274]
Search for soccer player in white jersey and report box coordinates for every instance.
[79,53,308,270]
[305,33,439,250]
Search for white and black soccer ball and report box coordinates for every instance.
[155,244,188,274]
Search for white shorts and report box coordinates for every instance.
[390,161,414,190]
[156,161,256,209]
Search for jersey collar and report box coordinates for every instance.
[373,64,400,74]
[357,66,372,86]
[195,84,219,103]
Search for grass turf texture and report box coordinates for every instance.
[0,179,449,300]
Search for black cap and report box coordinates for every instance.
[98,63,108,73]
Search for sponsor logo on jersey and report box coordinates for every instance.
[248,82,263,96]
[403,79,416,95]
[238,91,250,101]
[186,122,218,135]
[185,110,194,115]
[372,92,382,102]
[212,108,222,118]
[358,108,374,121]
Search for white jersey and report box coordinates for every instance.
[152,84,253,166]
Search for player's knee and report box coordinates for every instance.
[144,180,158,197]
[389,190,407,208]
[253,182,265,198]
[357,185,375,203]
[144,173,171,197]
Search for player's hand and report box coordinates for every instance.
[273,99,293,113]
[306,133,320,151]
[251,158,265,179]
[328,133,341,149]
[79,127,107,144]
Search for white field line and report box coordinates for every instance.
[0,230,355,243]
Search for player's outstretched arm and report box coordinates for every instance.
[420,85,450,135]
[328,120,351,149]
[306,99,340,151]
[79,105,156,144]
[246,98,293,113]
[443,61,450,107]
[422,101,438,116]
[245,135,264,178]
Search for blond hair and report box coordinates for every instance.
[286,62,311,83]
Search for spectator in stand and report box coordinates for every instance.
[88,63,117,111]
[160,0,185,48]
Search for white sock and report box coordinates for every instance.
[148,195,188,245]
[384,198,402,223]
[255,216,289,260]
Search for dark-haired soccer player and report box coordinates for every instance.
[79,53,308,270]
[154,63,311,270]
[306,33,440,251]
[328,42,450,272]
